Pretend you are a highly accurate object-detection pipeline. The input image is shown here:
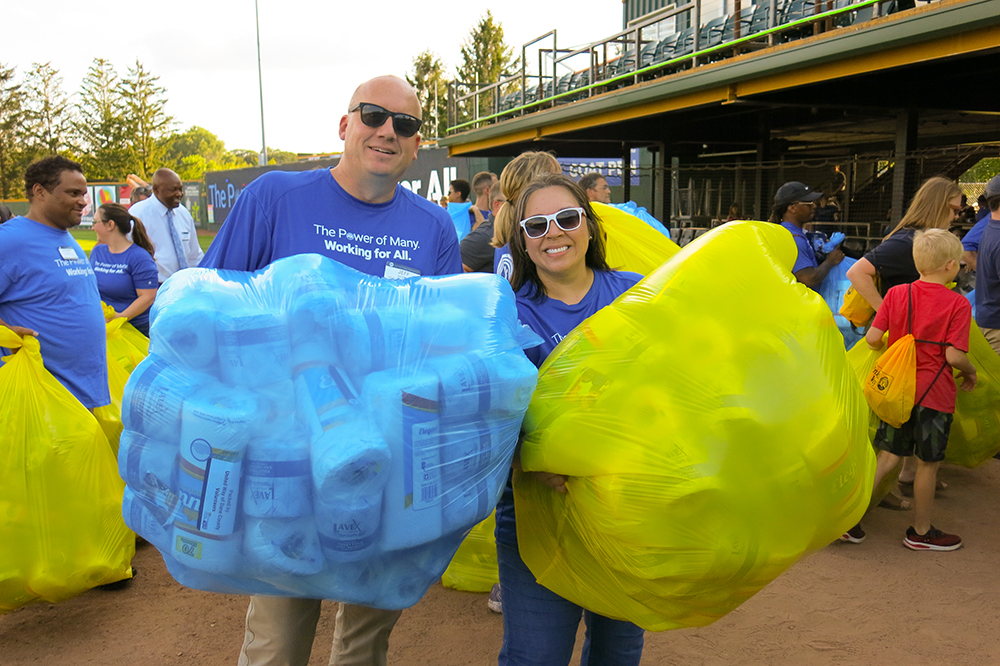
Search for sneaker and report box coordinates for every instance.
[487,583,503,614]
[839,524,866,544]
[904,526,962,551]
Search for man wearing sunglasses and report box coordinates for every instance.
[769,181,844,290]
[202,75,462,666]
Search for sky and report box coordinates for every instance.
[5,1,623,156]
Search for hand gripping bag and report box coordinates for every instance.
[515,221,875,631]
[591,202,680,276]
[441,511,498,592]
[120,254,539,608]
[0,328,134,613]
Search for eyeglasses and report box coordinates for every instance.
[519,207,585,238]
[349,103,422,138]
[792,201,817,207]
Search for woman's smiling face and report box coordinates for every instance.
[522,185,590,279]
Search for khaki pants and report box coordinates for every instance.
[981,327,1000,357]
[237,596,403,666]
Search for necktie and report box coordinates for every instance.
[166,208,188,270]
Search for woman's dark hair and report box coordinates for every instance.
[99,202,156,256]
[509,173,610,299]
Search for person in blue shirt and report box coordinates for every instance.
[202,75,461,666]
[0,156,109,410]
[496,172,645,666]
[90,203,158,336]
[769,181,844,290]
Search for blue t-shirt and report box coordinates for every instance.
[90,243,158,335]
[779,221,818,275]
[975,219,1000,328]
[201,169,462,277]
[963,216,989,252]
[496,269,642,550]
[0,217,109,408]
[494,246,513,282]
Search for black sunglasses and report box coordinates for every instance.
[349,103,422,138]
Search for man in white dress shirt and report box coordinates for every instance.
[128,168,204,283]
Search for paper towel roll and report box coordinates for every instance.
[361,369,443,551]
[170,523,242,574]
[122,486,174,553]
[255,380,298,438]
[417,303,472,357]
[314,496,382,563]
[441,464,508,535]
[430,351,537,417]
[177,385,257,535]
[335,308,418,380]
[243,433,312,518]
[311,419,391,505]
[243,516,324,575]
[288,290,344,368]
[217,312,291,387]
[118,429,181,514]
[439,417,517,485]
[122,356,205,441]
[295,364,358,444]
[149,292,219,370]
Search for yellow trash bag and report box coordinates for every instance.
[95,312,150,454]
[840,284,876,328]
[0,328,134,613]
[591,202,680,276]
[442,512,499,593]
[516,221,875,631]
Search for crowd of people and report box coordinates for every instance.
[1,72,998,665]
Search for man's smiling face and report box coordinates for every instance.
[339,77,422,184]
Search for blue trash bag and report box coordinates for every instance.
[121,253,540,608]
[817,257,865,348]
[966,289,977,319]
[447,202,473,241]
[607,202,671,237]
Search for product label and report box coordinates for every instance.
[175,534,204,560]
[199,449,243,535]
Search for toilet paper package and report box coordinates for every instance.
[119,254,540,606]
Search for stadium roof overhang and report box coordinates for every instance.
[439,0,1000,162]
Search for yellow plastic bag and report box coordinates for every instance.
[516,221,874,631]
[95,313,149,453]
[102,302,148,373]
[864,334,917,429]
[945,322,1000,466]
[591,202,680,276]
[839,284,876,328]
[0,328,134,613]
[441,512,498,593]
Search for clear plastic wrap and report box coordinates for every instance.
[515,221,875,631]
[119,254,539,608]
[0,328,134,613]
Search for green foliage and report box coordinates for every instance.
[121,59,173,178]
[75,58,139,181]
[407,50,449,140]
[162,126,248,179]
[266,148,297,165]
[455,11,516,123]
[0,62,29,199]
[960,157,1000,184]
[23,62,74,156]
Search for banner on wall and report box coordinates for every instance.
[557,148,641,186]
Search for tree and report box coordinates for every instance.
[161,126,255,179]
[455,11,516,124]
[407,50,449,140]
[22,62,74,157]
[0,63,28,199]
[121,59,173,178]
[961,157,1000,183]
[75,58,138,180]
[265,147,297,165]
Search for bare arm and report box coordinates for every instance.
[946,347,977,391]
[794,248,845,289]
[115,288,156,322]
[866,325,886,350]
[963,250,977,272]
[846,256,883,310]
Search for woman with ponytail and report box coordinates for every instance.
[89,202,158,335]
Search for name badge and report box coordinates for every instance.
[180,230,191,241]
[383,262,420,280]
[58,246,79,261]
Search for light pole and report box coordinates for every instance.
[255,0,267,166]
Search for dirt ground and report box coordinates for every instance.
[3,460,999,666]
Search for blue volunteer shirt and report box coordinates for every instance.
[975,219,1000,329]
[0,217,109,408]
[963,216,988,252]
[779,221,818,275]
[90,243,158,335]
[201,169,461,278]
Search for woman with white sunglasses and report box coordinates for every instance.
[495,172,645,666]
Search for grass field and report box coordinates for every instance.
[70,227,217,257]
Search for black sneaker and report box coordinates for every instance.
[839,524,865,544]
[487,583,502,614]
[904,526,962,551]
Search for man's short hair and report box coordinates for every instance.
[578,172,605,192]
[913,228,963,274]
[472,171,496,197]
[24,155,83,200]
[488,180,505,209]
[985,174,1000,212]
[450,179,471,201]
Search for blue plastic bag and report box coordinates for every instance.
[607,201,670,237]
[817,257,865,348]
[121,254,540,608]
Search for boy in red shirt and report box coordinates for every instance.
[844,229,976,550]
